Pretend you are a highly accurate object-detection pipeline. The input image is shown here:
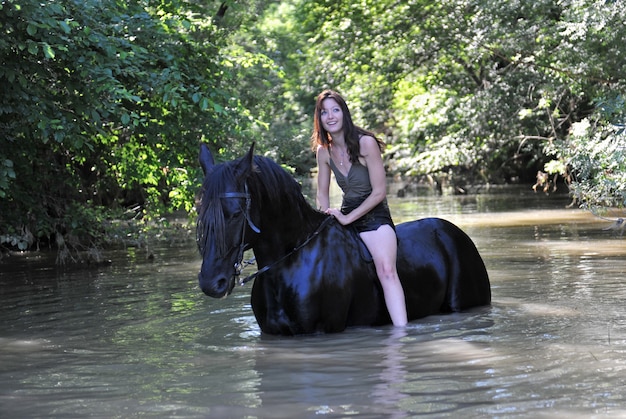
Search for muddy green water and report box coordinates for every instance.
[1,186,625,418]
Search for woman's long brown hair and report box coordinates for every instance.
[310,89,385,163]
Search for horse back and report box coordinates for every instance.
[396,217,491,318]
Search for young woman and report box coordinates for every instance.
[311,89,408,327]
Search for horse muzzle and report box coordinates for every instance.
[198,270,236,298]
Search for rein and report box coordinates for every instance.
[238,216,334,286]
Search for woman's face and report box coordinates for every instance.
[320,98,343,136]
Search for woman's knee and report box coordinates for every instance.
[374,261,398,282]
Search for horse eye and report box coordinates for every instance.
[228,211,241,219]
[223,207,243,220]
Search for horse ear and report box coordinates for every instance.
[246,143,255,163]
[199,143,215,175]
[241,142,256,175]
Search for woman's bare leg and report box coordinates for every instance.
[360,225,408,326]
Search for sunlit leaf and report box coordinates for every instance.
[43,43,55,59]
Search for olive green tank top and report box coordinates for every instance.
[328,157,372,202]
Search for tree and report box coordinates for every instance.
[3,0,624,260]
[0,0,264,258]
[539,0,626,210]
[257,0,626,204]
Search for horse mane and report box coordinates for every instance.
[196,153,322,257]
[247,156,324,234]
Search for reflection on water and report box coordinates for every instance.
[1,187,625,418]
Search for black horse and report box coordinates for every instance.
[197,144,490,335]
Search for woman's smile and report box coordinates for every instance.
[321,98,343,134]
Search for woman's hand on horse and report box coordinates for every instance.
[326,208,350,225]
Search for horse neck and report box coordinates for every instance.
[250,175,325,255]
[260,194,323,237]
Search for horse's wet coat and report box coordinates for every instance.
[197,144,491,335]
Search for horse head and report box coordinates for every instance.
[196,143,260,298]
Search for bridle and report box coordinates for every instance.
[220,183,334,287]
[219,182,261,281]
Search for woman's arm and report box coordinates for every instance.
[316,145,331,211]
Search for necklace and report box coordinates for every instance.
[337,146,346,166]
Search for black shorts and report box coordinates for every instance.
[341,198,395,234]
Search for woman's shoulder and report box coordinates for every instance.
[316,143,330,154]
[358,135,381,154]
[358,134,377,144]
[316,144,331,162]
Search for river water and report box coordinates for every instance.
[1,186,625,418]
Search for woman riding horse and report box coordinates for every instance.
[196,144,491,335]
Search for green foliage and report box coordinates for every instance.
[221,1,315,173]
[0,159,16,198]
[545,115,626,210]
[538,1,626,209]
[0,0,261,255]
[255,0,625,200]
[2,0,625,260]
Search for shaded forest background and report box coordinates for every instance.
[1,0,625,260]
